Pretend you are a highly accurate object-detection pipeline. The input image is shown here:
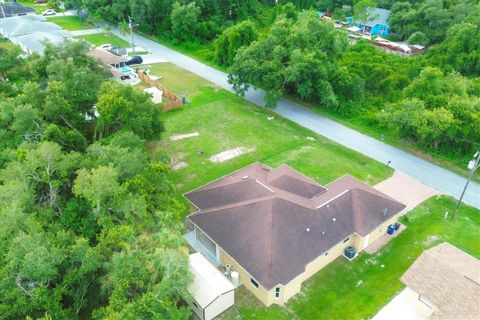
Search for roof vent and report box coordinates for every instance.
[332,217,336,222]
[242,175,249,180]
[306,228,310,232]
[321,231,326,235]
[326,204,330,208]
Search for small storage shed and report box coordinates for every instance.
[188,252,235,320]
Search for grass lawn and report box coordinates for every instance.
[47,16,94,31]
[18,0,47,14]
[219,196,480,319]
[147,63,392,197]
[75,33,129,48]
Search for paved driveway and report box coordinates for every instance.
[98,23,480,209]
[375,171,441,212]
[373,287,435,320]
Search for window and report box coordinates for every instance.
[192,301,199,308]
[343,237,350,244]
[275,287,281,298]
[195,227,217,257]
[324,251,329,256]
[419,295,434,308]
[250,278,259,289]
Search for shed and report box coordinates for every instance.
[188,252,235,320]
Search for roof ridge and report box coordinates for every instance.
[192,195,276,216]
[266,198,276,289]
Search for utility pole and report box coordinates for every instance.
[451,150,480,221]
[0,2,6,19]
[127,16,138,51]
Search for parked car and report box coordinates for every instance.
[42,9,56,16]
[125,56,143,66]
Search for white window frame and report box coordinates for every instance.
[250,277,259,289]
[275,287,281,298]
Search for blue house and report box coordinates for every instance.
[346,8,390,36]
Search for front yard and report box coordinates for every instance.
[75,33,130,48]
[47,16,95,31]
[146,63,392,196]
[219,196,480,319]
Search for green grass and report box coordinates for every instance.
[147,63,392,197]
[75,33,129,48]
[18,0,47,14]
[47,16,94,31]
[219,196,480,319]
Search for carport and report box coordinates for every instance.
[188,253,235,320]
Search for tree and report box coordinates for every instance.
[171,1,200,41]
[229,11,348,108]
[213,20,257,66]
[73,165,121,215]
[95,81,163,139]
[407,31,429,45]
[353,0,377,33]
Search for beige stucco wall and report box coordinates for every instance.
[204,214,400,307]
[274,214,401,305]
[219,249,274,306]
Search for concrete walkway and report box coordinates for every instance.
[98,22,480,209]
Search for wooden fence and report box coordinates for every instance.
[136,69,183,112]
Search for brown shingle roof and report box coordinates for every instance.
[401,243,480,320]
[186,163,406,289]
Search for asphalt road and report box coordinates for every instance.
[109,26,480,209]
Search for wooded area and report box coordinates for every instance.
[0,41,191,319]
[63,0,479,166]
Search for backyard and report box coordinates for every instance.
[146,63,393,196]
[47,16,95,31]
[76,33,130,48]
[218,196,480,319]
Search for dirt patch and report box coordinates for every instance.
[209,147,255,163]
[423,234,440,246]
[171,161,188,171]
[169,132,199,141]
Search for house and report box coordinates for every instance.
[184,163,406,306]
[187,252,235,320]
[0,2,35,18]
[398,243,480,320]
[87,48,127,69]
[0,15,71,55]
[347,8,390,36]
[12,32,67,54]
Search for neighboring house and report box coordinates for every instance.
[12,32,66,54]
[185,163,406,306]
[87,48,127,69]
[347,8,390,36]
[188,253,235,320]
[0,2,35,18]
[400,242,480,320]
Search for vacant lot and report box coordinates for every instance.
[47,16,94,30]
[147,63,392,197]
[219,196,480,319]
[76,33,129,48]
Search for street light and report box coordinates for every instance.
[128,16,139,51]
[451,150,480,221]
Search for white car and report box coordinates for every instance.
[42,9,56,16]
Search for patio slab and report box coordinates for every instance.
[373,287,435,320]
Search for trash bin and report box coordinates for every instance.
[387,224,395,235]
[394,222,401,230]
